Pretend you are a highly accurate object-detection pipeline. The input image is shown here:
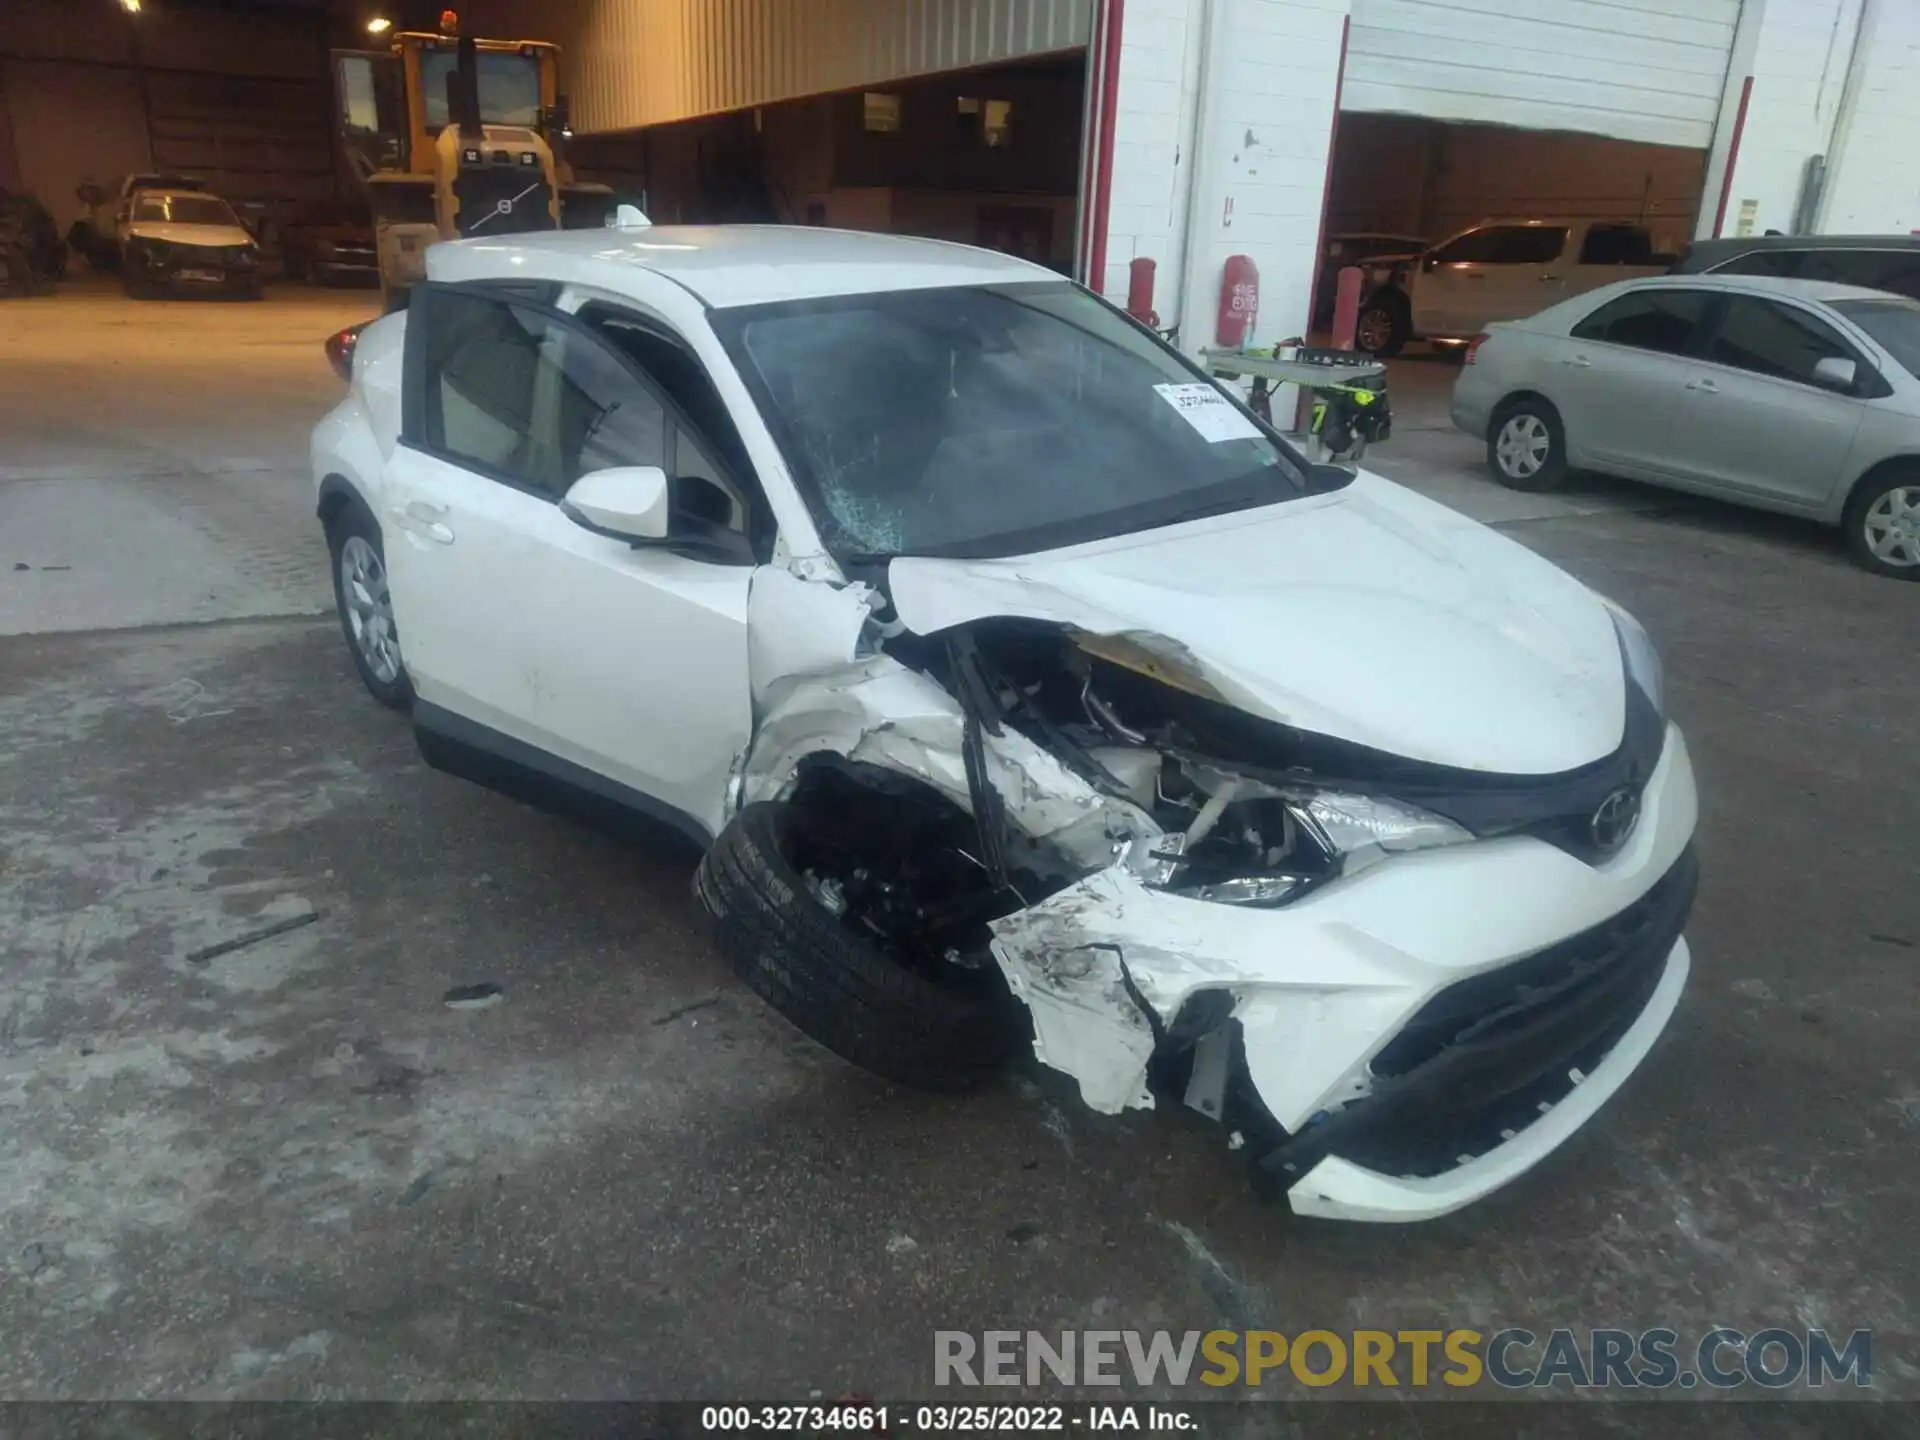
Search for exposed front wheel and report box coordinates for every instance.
[1487,400,1568,492]
[327,501,414,708]
[1845,469,1920,580]
[694,800,1025,1092]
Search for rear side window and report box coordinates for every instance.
[1570,289,1711,356]
[1579,225,1655,266]
[1432,225,1568,266]
[1798,248,1920,301]
[1705,297,1857,387]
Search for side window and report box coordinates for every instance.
[583,305,767,542]
[1570,289,1710,355]
[1578,224,1655,266]
[1705,296,1856,386]
[1800,248,1920,301]
[1434,225,1567,266]
[1714,249,1802,279]
[418,287,667,498]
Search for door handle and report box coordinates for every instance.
[391,500,455,544]
[1562,354,1593,368]
[1684,378,1721,394]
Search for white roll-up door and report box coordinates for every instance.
[1343,0,1744,149]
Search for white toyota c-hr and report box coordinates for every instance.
[312,221,1699,1223]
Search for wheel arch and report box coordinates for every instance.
[1838,454,1920,527]
[317,472,369,528]
[1491,389,1561,423]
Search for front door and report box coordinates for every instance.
[1664,295,1866,508]
[1414,224,1569,338]
[381,283,754,838]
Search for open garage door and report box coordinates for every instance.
[1343,0,1743,149]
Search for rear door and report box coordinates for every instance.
[1665,295,1867,508]
[1555,286,1714,478]
[1414,224,1569,337]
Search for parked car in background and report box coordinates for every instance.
[312,224,1700,1221]
[1452,274,1920,579]
[280,200,378,286]
[118,188,264,299]
[1315,231,1425,328]
[0,188,63,293]
[1356,219,1673,357]
[1672,233,1920,303]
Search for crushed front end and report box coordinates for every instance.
[734,574,1697,1222]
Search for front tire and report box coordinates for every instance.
[1487,398,1568,492]
[1354,294,1409,357]
[694,802,1024,1093]
[326,500,413,709]
[1844,468,1920,581]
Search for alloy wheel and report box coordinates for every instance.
[1496,413,1551,480]
[339,535,402,683]
[1355,309,1393,353]
[1862,485,1920,569]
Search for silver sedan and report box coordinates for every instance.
[1451,274,1920,579]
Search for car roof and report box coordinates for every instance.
[1688,233,1920,255]
[1586,272,1908,308]
[425,224,1059,308]
[133,188,223,203]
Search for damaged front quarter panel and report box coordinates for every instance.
[738,567,1158,874]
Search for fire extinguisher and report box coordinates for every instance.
[1216,255,1259,348]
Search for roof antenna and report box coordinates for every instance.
[612,204,651,228]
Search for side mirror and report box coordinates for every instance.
[1811,356,1857,392]
[561,466,670,542]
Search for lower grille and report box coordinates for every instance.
[1257,847,1698,1183]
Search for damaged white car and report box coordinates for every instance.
[312,224,1699,1223]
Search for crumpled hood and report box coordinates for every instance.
[128,222,255,249]
[886,472,1627,775]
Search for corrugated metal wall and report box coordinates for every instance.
[492,0,1093,134]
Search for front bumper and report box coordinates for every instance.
[989,724,1698,1222]
[1288,937,1688,1221]
[130,241,258,291]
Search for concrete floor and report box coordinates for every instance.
[1,281,1916,1414]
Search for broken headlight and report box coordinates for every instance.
[1131,763,1471,906]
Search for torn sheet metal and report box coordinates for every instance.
[989,940,1157,1114]
[745,566,877,710]
[738,651,1155,868]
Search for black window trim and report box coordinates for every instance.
[1568,285,1722,360]
[399,279,765,542]
[1695,291,1881,396]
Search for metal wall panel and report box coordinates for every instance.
[1344,0,1744,149]
[497,0,1093,134]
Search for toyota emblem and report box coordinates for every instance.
[1590,787,1641,853]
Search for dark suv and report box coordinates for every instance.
[1672,235,1920,301]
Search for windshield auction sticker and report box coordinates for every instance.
[1153,383,1263,443]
